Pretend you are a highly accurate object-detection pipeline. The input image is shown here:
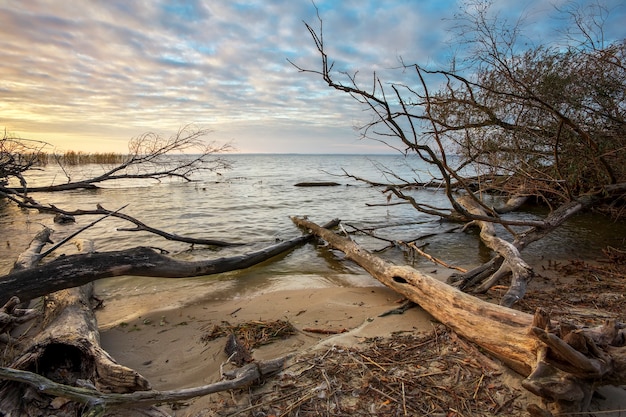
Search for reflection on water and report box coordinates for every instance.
[1,154,625,324]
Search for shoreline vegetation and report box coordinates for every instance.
[25,151,130,166]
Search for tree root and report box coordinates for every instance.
[0,296,39,341]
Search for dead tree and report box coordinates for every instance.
[292,217,626,416]
[1,125,231,195]
[0,233,299,416]
[292,6,626,304]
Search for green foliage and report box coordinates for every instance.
[447,40,626,202]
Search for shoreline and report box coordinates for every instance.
[96,258,626,416]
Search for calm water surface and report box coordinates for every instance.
[1,154,624,324]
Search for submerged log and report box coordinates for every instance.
[294,181,341,187]
[291,216,626,416]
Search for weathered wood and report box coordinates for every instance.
[291,216,626,415]
[0,283,154,415]
[457,195,534,307]
[0,220,339,415]
[0,237,153,416]
[401,240,467,273]
[0,219,340,305]
[450,194,602,294]
[11,228,53,271]
[0,356,289,415]
[0,297,39,344]
[292,215,539,374]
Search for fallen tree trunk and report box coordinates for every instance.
[291,216,626,416]
[0,236,156,416]
[0,219,339,305]
[450,192,612,300]
[0,283,157,416]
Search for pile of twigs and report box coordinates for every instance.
[603,246,626,265]
[201,319,297,349]
[219,325,524,417]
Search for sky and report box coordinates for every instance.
[1,0,624,154]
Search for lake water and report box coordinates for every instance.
[1,154,624,324]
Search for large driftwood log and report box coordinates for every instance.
[0,237,154,416]
[0,283,155,416]
[0,219,339,305]
[291,217,626,416]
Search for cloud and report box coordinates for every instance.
[0,0,623,153]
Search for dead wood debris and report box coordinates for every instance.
[514,256,626,326]
[214,326,525,417]
[201,320,297,350]
[602,246,626,265]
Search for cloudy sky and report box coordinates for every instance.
[1,1,624,154]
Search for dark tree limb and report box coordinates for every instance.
[0,218,333,416]
[6,200,244,247]
[0,219,340,306]
[1,234,150,415]
[39,204,129,259]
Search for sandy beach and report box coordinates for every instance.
[98,285,433,391]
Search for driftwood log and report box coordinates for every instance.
[0,356,289,416]
[0,283,158,416]
[0,219,339,306]
[0,237,155,416]
[291,216,626,416]
[448,191,625,302]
